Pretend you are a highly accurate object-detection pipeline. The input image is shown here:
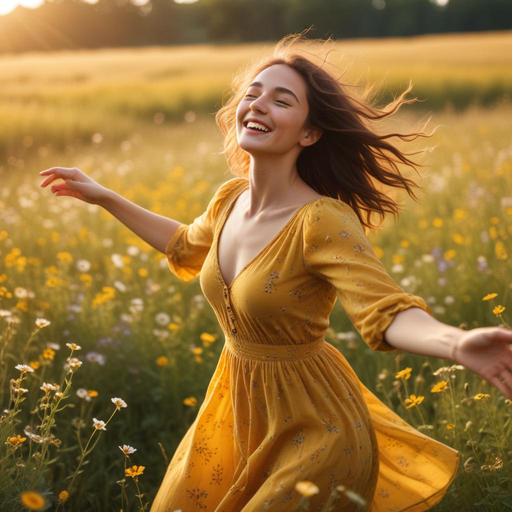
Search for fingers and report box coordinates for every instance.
[490,375,512,400]
[39,167,78,187]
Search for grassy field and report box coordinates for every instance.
[0,31,511,510]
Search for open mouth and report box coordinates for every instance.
[243,120,272,134]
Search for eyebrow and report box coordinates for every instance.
[248,82,300,104]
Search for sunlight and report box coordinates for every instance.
[0,0,45,16]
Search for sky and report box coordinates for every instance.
[0,0,198,16]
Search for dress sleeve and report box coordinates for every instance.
[166,177,245,282]
[303,199,434,352]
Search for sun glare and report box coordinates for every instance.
[0,0,45,16]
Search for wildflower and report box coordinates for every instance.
[183,397,197,406]
[156,356,169,366]
[474,393,491,401]
[395,367,412,380]
[493,305,505,315]
[125,465,145,478]
[42,348,55,360]
[40,383,59,393]
[66,343,81,351]
[29,361,40,370]
[431,381,449,393]
[155,312,171,326]
[35,318,50,328]
[47,342,60,350]
[15,364,34,373]
[87,390,98,399]
[295,480,320,497]
[119,445,137,455]
[111,397,127,410]
[76,388,88,399]
[200,332,216,343]
[23,426,43,443]
[404,394,424,409]
[85,352,106,365]
[446,423,456,430]
[20,491,45,510]
[92,418,107,431]
[66,358,82,373]
[76,259,91,272]
[16,387,29,396]
[58,490,69,502]
[482,293,498,301]
[7,434,27,446]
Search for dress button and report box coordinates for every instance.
[231,328,237,334]
[227,306,231,311]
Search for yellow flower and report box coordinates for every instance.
[474,393,491,401]
[482,293,498,301]
[404,394,424,409]
[42,348,55,360]
[395,367,412,380]
[200,333,216,343]
[125,465,145,478]
[29,361,40,370]
[295,480,320,497]
[183,397,197,406]
[56,252,73,263]
[493,305,505,315]
[444,249,456,261]
[20,491,45,510]
[7,434,27,446]
[58,490,69,502]
[446,423,456,430]
[431,381,449,393]
[191,347,203,355]
[400,240,410,248]
[156,356,169,367]
[433,218,443,228]
[87,390,99,398]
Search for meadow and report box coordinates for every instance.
[0,31,511,511]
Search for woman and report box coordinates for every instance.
[39,33,512,511]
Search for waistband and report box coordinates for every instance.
[225,335,326,362]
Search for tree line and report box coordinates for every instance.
[0,0,511,54]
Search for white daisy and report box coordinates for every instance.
[111,397,127,410]
[92,418,107,431]
[15,364,34,373]
[119,444,137,455]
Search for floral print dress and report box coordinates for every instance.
[151,177,460,512]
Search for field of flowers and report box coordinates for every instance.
[1,33,512,511]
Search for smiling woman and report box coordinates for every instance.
[0,0,44,16]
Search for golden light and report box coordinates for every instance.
[0,0,45,16]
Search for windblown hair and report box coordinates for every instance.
[215,29,437,233]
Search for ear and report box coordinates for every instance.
[299,126,323,147]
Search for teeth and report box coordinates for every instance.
[247,121,270,132]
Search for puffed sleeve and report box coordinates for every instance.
[166,177,246,282]
[303,198,434,352]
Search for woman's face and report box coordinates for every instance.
[236,64,320,157]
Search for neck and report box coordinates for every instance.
[244,153,304,216]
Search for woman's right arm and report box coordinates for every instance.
[39,166,182,254]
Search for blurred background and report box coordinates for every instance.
[0,1,511,511]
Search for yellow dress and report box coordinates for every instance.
[151,177,460,512]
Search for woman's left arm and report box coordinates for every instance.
[384,307,512,399]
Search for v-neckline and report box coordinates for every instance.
[215,181,323,290]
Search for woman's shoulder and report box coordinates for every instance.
[303,196,366,240]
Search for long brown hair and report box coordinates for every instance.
[215,29,437,233]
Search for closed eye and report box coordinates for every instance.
[244,94,290,107]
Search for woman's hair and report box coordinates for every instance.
[215,29,438,233]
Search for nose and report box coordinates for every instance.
[249,95,267,114]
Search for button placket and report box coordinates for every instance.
[223,286,237,335]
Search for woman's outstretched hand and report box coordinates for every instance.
[452,326,512,399]
[39,167,111,206]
